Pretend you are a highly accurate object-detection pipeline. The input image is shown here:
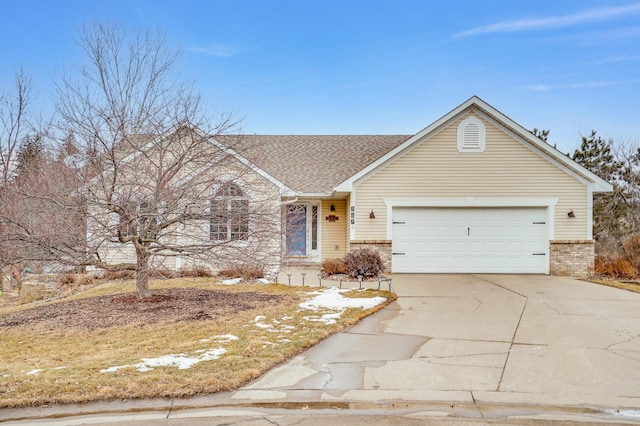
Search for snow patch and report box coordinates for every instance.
[101,348,227,373]
[221,278,242,285]
[299,287,386,311]
[298,287,387,324]
[26,369,42,376]
[214,334,238,342]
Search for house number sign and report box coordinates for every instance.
[350,206,355,225]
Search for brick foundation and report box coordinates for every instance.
[349,240,392,273]
[550,240,594,277]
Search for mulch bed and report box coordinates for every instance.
[0,288,288,331]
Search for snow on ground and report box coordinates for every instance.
[100,348,227,373]
[94,286,387,373]
[100,335,237,373]
[299,287,387,325]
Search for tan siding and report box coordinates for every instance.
[355,111,588,240]
[321,200,347,260]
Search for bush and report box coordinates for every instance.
[179,266,213,278]
[58,273,76,287]
[321,258,348,276]
[622,233,640,276]
[149,268,176,279]
[594,256,637,279]
[103,270,135,280]
[78,275,95,286]
[219,263,265,281]
[344,248,385,278]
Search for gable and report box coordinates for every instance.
[335,96,612,194]
[353,110,591,240]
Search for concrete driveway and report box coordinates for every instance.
[234,274,640,415]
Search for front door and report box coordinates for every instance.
[285,203,320,261]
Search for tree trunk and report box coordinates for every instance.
[135,246,151,299]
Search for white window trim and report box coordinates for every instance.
[206,179,252,246]
[457,115,486,153]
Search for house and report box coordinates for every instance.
[95,96,612,277]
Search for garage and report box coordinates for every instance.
[391,207,548,273]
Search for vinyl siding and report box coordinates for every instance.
[354,110,589,241]
[321,199,347,260]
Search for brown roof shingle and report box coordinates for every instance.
[216,135,411,194]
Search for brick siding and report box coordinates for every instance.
[549,240,594,277]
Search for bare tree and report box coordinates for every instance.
[48,23,281,298]
[0,152,84,274]
[0,68,32,186]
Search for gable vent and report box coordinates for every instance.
[457,116,486,153]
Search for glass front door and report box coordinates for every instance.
[286,204,307,255]
[285,203,320,260]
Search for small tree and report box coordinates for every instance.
[571,131,640,255]
[49,23,278,298]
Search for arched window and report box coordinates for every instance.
[457,116,486,153]
[210,183,249,241]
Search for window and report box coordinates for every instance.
[311,205,318,250]
[457,115,486,153]
[210,183,249,241]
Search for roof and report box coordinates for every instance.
[215,135,411,194]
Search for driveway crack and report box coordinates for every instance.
[473,275,528,392]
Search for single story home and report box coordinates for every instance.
[96,96,613,276]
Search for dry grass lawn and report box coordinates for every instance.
[0,278,395,408]
[588,278,640,294]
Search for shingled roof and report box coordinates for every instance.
[216,135,411,194]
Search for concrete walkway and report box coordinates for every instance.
[2,274,640,424]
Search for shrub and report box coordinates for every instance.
[58,273,76,287]
[344,248,385,278]
[218,263,265,281]
[149,268,176,279]
[622,233,640,276]
[321,258,348,276]
[179,266,213,278]
[103,270,135,280]
[594,256,637,279]
[78,275,95,286]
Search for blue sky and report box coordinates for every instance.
[1,1,639,153]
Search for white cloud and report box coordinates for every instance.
[187,43,244,57]
[586,54,640,65]
[454,3,640,38]
[524,79,640,91]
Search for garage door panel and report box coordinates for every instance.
[392,207,548,273]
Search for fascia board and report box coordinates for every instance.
[471,97,613,193]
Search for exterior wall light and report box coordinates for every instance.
[568,210,575,218]
[330,203,336,212]
[369,210,376,219]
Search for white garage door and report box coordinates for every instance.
[392,207,548,273]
